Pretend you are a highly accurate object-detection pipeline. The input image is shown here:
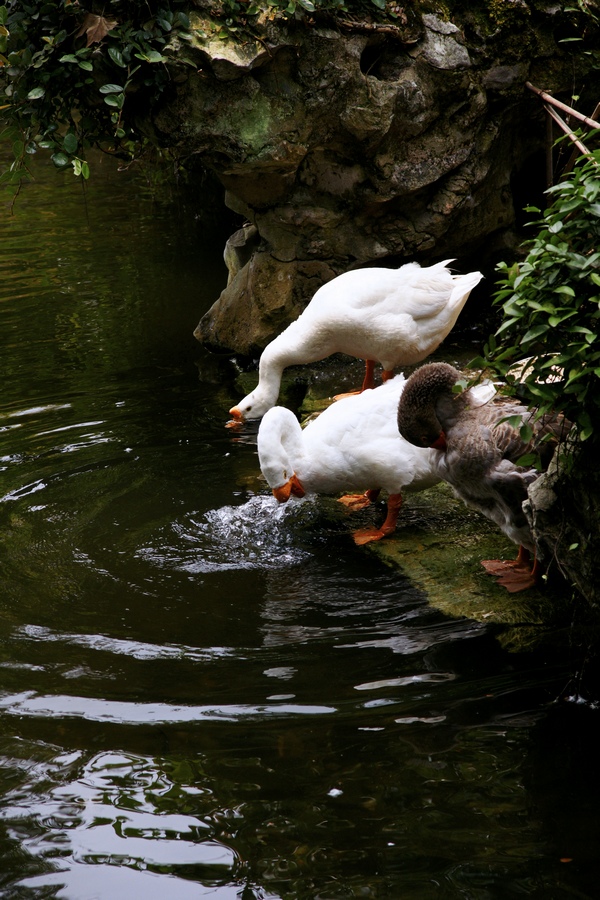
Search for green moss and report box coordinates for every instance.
[369,484,556,623]
[486,0,531,27]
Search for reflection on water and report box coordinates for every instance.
[1,156,600,899]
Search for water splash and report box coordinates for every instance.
[137,494,312,574]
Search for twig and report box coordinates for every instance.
[526,81,600,130]
[563,101,600,175]
[335,18,419,43]
[544,103,594,160]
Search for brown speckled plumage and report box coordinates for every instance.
[397,362,569,556]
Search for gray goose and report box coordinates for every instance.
[396,362,569,592]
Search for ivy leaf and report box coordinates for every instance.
[62,132,78,154]
[516,452,537,467]
[103,93,125,108]
[51,151,70,168]
[108,46,126,68]
[135,49,165,63]
[519,423,534,444]
[76,13,118,47]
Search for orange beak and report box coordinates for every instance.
[273,482,292,503]
[272,474,305,503]
[226,406,243,429]
[290,473,305,497]
[430,431,447,451]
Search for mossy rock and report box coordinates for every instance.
[240,362,578,647]
[365,483,573,636]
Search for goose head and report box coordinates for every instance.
[257,407,306,502]
[397,363,462,450]
[229,382,279,423]
[229,388,269,423]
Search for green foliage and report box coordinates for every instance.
[0,1,192,199]
[476,149,600,443]
[216,0,402,18]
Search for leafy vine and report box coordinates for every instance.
[473,150,600,444]
[0,1,193,202]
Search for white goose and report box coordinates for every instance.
[230,259,483,423]
[257,375,442,545]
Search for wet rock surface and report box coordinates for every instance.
[233,355,580,632]
[154,3,599,353]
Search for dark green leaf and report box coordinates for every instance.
[521,324,550,343]
[108,46,126,67]
[62,132,77,154]
[50,151,69,167]
[103,93,124,108]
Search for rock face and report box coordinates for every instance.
[153,3,599,353]
[525,441,600,607]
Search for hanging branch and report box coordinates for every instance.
[526,82,599,189]
[543,103,594,160]
[526,81,600,130]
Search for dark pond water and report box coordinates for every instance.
[1,156,599,900]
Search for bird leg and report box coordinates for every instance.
[352,493,403,545]
[334,359,376,401]
[361,359,377,391]
[481,546,541,593]
[338,488,381,511]
[381,369,395,382]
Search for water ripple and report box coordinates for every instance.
[15,624,236,663]
[0,691,336,724]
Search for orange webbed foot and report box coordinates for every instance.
[338,493,372,511]
[351,493,402,545]
[481,557,538,593]
[493,567,537,593]
[480,558,522,576]
[333,390,362,402]
[338,488,380,511]
[352,528,386,545]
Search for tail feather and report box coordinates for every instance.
[449,271,484,308]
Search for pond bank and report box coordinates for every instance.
[232,353,594,649]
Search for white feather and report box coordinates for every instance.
[257,375,441,499]
[232,260,483,421]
